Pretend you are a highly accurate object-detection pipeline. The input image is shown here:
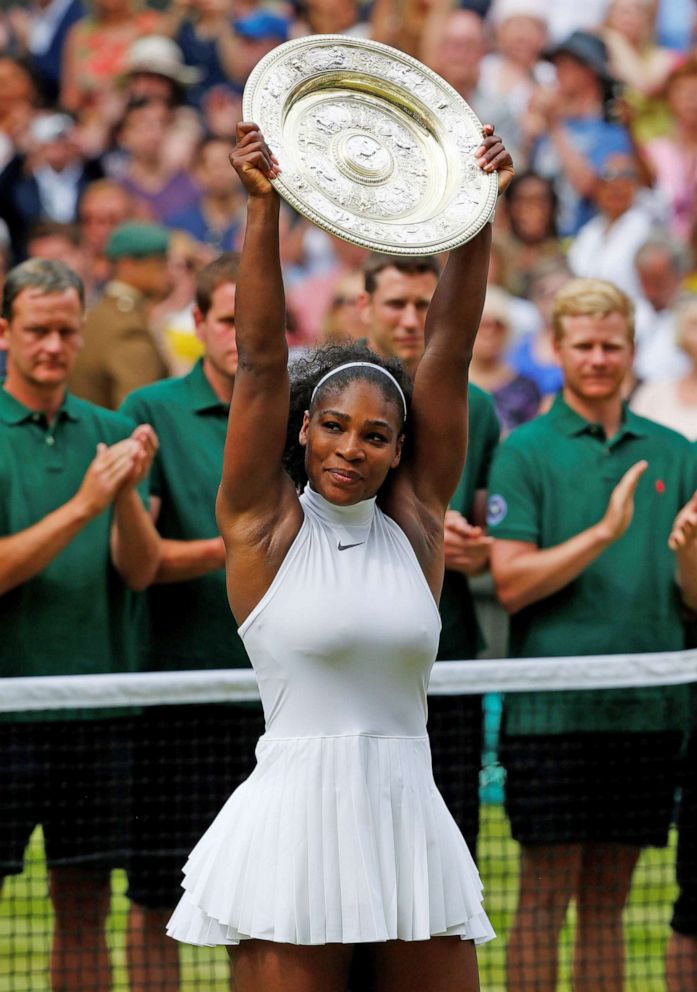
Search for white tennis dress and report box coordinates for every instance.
[166,485,495,946]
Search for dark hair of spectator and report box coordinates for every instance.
[195,252,241,316]
[504,171,558,240]
[362,254,441,294]
[283,341,413,490]
[27,221,82,248]
[2,259,84,320]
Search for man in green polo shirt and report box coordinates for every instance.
[358,252,501,857]
[0,258,160,991]
[120,253,265,990]
[487,278,697,992]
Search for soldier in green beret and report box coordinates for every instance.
[69,221,172,409]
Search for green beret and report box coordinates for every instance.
[106,222,170,260]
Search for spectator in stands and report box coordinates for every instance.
[600,0,681,140]
[0,57,38,263]
[294,0,369,37]
[544,0,612,45]
[78,179,135,300]
[200,82,243,144]
[0,55,36,149]
[320,270,365,344]
[487,277,697,992]
[470,285,541,433]
[287,236,368,344]
[0,258,159,992]
[121,252,264,992]
[633,233,692,383]
[148,230,211,374]
[60,0,161,119]
[122,34,200,106]
[631,295,697,439]
[76,35,203,172]
[525,30,633,237]
[641,58,697,241]
[358,251,501,856]
[667,716,697,992]
[165,135,245,253]
[168,0,237,109]
[69,222,171,409]
[567,149,667,298]
[487,233,541,341]
[424,9,520,164]
[4,113,102,262]
[111,97,199,223]
[26,221,87,289]
[507,255,572,403]
[499,171,562,298]
[24,0,86,106]
[482,0,554,120]
[218,9,290,90]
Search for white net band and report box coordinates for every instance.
[3,649,697,712]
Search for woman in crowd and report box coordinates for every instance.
[508,256,572,400]
[632,294,697,439]
[601,0,681,139]
[109,97,199,222]
[166,120,513,991]
[60,0,161,117]
[470,284,541,433]
[641,58,697,240]
[499,170,562,298]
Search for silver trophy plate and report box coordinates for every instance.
[242,35,498,255]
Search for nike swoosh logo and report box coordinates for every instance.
[337,541,365,551]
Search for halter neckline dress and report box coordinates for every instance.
[167,485,494,946]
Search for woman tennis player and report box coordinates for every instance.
[167,121,513,991]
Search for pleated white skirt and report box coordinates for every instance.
[166,734,495,946]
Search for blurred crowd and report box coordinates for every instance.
[0,0,696,434]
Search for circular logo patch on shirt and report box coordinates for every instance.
[486,494,508,527]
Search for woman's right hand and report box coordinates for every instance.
[230,122,281,197]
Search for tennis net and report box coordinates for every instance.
[1,651,695,992]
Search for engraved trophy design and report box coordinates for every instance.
[242,36,498,255]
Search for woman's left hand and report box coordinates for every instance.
[475,124,515,196]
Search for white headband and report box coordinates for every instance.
[310,362,408,420]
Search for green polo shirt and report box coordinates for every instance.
[0,386,143,707]
[121,361,250,671]
[437,383,500,660]
[487,394,697,734]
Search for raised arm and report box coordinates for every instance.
[215,125,303,617]
[407,128,514,511]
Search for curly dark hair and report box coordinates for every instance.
[283,341,413,490]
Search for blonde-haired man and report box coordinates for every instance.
[487,278,697,992]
